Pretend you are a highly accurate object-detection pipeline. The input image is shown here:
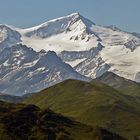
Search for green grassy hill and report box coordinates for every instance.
[95,72,140,97]
[0,101,126,140]
[24,79,140,140]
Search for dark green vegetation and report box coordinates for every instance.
[0,101,126,140]
[96,72,140,97]
[24,79,140,140]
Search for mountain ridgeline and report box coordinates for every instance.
[95,72,140,97]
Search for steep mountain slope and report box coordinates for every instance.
[59,43,110,78]
[95,72,140,97]
[18,13,99,52]
[132,32,140,38]
[0,24,21,52]
[0,13,140,82]
[24,79,140,140]
[0,101,126,140]
[18,13,140,82]
[17,13,140,52]
[0,44,89,96]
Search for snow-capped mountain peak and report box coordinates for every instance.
[22,12,95,38]
[15,13,98,52]
[0,12,140,88]
[0,24,21,43]
[0,24,21,52]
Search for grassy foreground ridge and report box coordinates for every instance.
[24,79,140,140]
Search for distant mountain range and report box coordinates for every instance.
[0,13,140,95]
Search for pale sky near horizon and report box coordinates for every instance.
[0,0,139,32]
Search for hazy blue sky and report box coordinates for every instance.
[0,0,139,32]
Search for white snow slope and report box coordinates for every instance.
[0,12,140,83]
